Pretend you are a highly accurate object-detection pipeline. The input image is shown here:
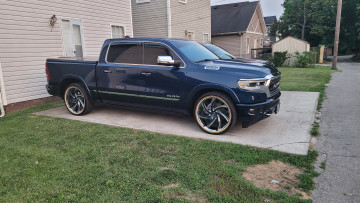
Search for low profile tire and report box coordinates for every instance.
[64,83,93,115]
[194,92,237,135]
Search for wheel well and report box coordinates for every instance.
[189,89,235,116]
[60,78,83,99]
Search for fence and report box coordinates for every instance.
[251,48,272,60]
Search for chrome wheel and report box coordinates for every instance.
[195,95,232,134]
[64,86,86,115]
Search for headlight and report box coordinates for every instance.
[238,79,270,91]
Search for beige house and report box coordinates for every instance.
[0,0,133,112]
[272,36,310,54]
[211,2,267,59]
[131,0,211,43]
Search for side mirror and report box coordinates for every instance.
[157,56,181,67]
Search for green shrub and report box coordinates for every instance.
[294,51,317,68]
[268,51,290,67]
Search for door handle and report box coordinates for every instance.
[103,70,112,73]
[141,72,151,76]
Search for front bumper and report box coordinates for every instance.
[236,95,280,121]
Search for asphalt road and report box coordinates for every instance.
[312,57,360,202]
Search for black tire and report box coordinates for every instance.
[64,83,93,115]
[194,91,237,135]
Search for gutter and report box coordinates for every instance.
[212,31,245,36]
[166,0,172,38]
[0,62,5,117]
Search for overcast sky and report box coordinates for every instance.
[211,0,285,19]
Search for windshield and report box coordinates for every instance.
[170,40,219,62]
[203,44,236,60]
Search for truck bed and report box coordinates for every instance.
[47,57,98,64]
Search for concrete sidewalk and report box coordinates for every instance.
[36,91,319,155]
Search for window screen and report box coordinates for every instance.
[111,25,125,38]
[107,44,139,64]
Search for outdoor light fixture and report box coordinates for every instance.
[50,15,57,31]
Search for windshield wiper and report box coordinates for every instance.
[195,59,216,63]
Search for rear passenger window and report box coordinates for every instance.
[107,43,140,64]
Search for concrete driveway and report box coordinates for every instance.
[36,91,319,155]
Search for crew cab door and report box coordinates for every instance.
[96,42,140,103]
[137,42,187,109]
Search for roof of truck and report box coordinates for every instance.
[104,37,190,44]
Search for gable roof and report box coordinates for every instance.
[211,1,259,35]
[264,16,277,25]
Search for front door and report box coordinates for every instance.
[61,19,85,58]
[96,43,140,103]
[137,42,187,109]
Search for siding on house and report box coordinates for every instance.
[272,36,310,54]
[131,0,168,38]
[0,0,133,105]
[211,35,241,58]
[171,0,211,43]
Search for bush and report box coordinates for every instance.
[294,51,317,68]
[267,51,290,67]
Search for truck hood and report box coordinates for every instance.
[198,60,280,78]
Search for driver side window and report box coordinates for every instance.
[143,43,183,66]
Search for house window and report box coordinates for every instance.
[203,33,209,43]
[260,38,263,47]
[246,37,250,54]
[185,31,194,40]
[111,25,125,38]
[136,0,150,3]
[179,0,187,3]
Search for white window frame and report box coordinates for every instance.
[246,37,250,54]
[179,0,187,3]
[110,24,125,38]
[136,0,150,3]
[203,33,209,43]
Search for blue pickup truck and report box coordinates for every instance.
[46,38,281,134]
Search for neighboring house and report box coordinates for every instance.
[0,0,133,111]
[272,36,310,54]
[131,0,211,43]
[264,16,277,41]
[211,2,267,59]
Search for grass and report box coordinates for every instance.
[320,161,326,170]
[0,101,318,202]
[277,65,338,110]
[310,123,320,137]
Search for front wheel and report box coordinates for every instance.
[194,92,237,134]
[64,83,93,115]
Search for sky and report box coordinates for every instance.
[211,0,285,19]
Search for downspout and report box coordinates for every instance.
[166,0,172,38]
[0,62,6,117]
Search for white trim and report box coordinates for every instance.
[129,1,134,37]
[136,0,150,3]
[166,0,172,38]
[246,37,250,54]
[254,21,259,32]
[203,33,210,43]
[0,61,7,108]
[110,24,125,38]
[245,31,264,35]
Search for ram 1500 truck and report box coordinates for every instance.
[46,38,281,134]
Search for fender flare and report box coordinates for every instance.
[187,83,240,108]
[60,74,93,100]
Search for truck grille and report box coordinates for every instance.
[269,75,281,98]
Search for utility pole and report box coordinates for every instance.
[332,0,343,70]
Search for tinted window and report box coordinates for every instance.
[170,40,219,62]
[143,44,172,65]
[107,43,139,64]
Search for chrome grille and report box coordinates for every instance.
[269,75,280,98]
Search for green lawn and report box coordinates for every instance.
[0,66,337,202]
[0,102,317,202]
[278,65,338,109]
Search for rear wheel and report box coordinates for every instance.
[64,83,92,115]
[194,92,237,134]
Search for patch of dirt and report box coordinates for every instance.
[242,160,310,200]
[169,191,207,203]
[163,183,179,189]
[224,159,238,164]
